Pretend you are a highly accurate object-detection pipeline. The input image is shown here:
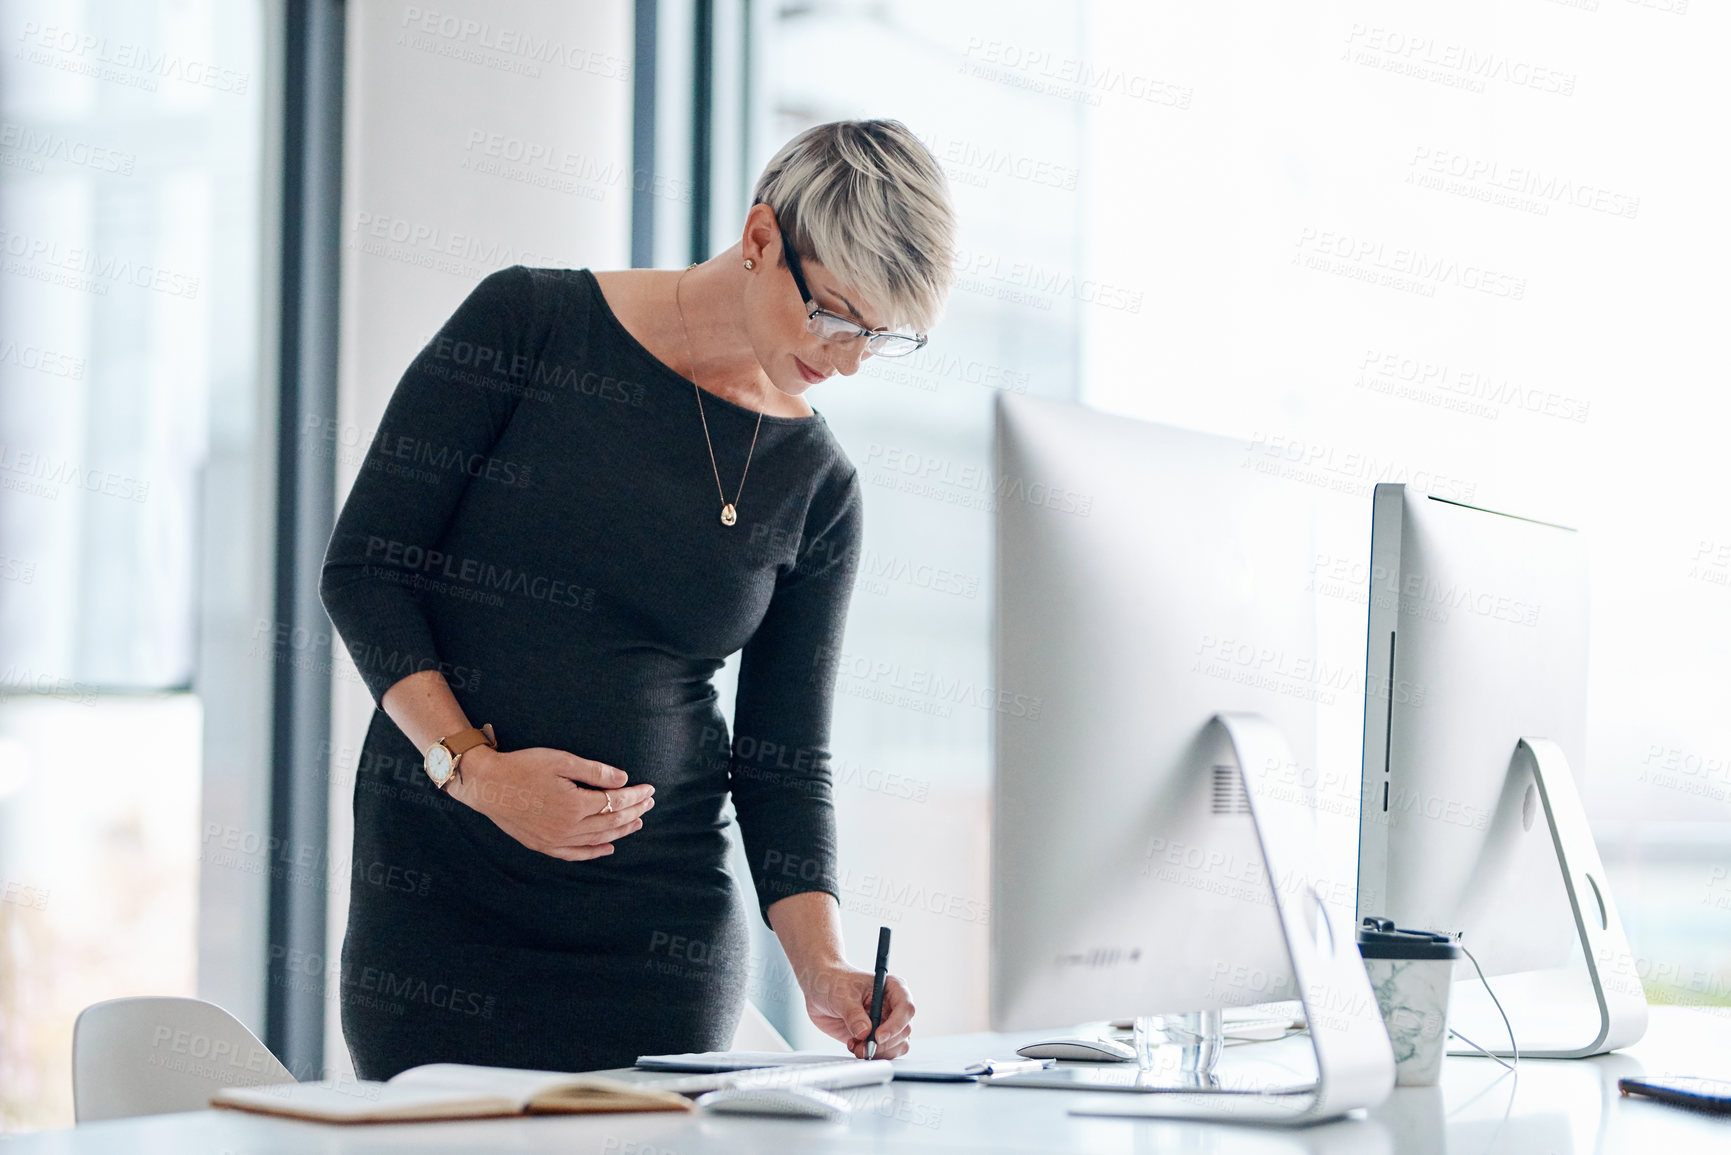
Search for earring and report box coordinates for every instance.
[743,258,754,270]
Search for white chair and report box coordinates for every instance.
[729,1000,794,1051]
[72,996,295,1123]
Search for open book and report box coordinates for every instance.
[211,1063,694,1123]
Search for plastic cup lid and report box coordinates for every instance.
[1356,920,1464,960]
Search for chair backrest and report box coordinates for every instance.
[729,1000,793,1052]
[72,996,295,1123]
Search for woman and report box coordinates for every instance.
[319,119,956,1078]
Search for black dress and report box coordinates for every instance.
[317,266,861,1078]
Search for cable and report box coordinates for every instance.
[1449,1027,1512,1071]
[1450,942,1518,1071]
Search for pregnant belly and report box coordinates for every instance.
[352,704,738,923]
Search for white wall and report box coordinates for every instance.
[328,0,633,1073]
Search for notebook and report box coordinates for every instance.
[210,1062,695,1123]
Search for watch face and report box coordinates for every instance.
[425,744,453,786]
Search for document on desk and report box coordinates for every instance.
[888,1058,1054,1082]
[634,1060,893,1096]
[635,1051,853,1072]
[636,1051,1051,1083]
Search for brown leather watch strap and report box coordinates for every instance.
[443,723,496,760]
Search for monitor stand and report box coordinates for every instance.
[1445,737,1647,1058]
[1064,713,1397,1124]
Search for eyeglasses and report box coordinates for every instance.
[776,222,928,359]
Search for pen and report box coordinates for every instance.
[865,925,891,1060]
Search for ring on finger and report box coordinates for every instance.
[600,790,614,814]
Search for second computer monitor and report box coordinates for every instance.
[991,395,1325,1032]
[1355,484,1585,977]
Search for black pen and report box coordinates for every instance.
[865,925,891,1060]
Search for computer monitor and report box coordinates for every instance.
[1355,485,1585,974]
[1355,483,1646,1056]
[989,394,1319,1033]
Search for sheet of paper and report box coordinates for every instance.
[640,1059,894,1095]
[885,1060,989,1082]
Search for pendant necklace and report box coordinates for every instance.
[676,262,763,527]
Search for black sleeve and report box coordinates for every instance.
[728,467,863,926]
[317,265,556,708]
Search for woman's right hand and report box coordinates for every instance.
[447,745,654,861]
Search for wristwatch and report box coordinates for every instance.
[424,723,496,789]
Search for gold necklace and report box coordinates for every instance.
[676,263,763,527]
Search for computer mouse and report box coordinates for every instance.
[1222,1018,1293,1042]
[695,1085,852,1119]
[1015,1037,1138,1062]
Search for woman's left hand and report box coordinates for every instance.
[798,962,915,1059]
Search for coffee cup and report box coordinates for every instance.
[1357,918,1462,1087]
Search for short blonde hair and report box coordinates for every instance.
[751,119,956,334]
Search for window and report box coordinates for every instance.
[0,0,265,1129]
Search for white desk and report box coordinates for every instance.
[12,1007,1728,1153]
